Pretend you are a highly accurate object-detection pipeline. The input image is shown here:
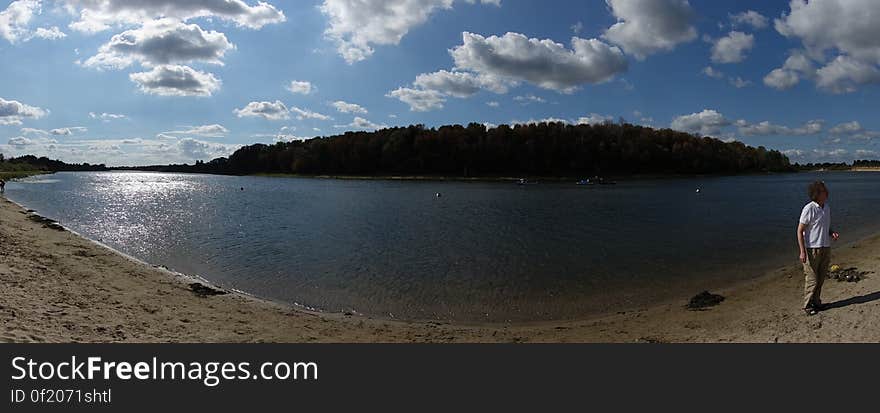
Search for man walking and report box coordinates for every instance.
[797,181,840,316]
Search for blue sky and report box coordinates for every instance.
[1,0,879,166]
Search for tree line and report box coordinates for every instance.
[132,122,795,177]
[0,154,109,173]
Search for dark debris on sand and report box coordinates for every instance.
[687,291,725,310]
[189,283,227,298]
[830,267,870,283]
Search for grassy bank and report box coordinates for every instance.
[0,170,48,180]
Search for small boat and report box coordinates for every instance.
[577,176,616,186]
[517,178,538,186]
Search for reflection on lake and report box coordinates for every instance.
[7,171,880,322]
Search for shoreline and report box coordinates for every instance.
[3,196,880,342]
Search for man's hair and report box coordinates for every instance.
[807,181,827,202]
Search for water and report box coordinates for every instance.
[6,171,880,322]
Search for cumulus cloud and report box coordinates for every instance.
[773,0,880,93]
[815,55,880,94]
[161,124,229,138]
[763,50,815,90]
[286,80,314,95]
[319,0,498,63]
[413,70,510,97]
[332,101,368,114]
[577,113,613,125]
[50,127,88,135]
[129,64,221,96]
[829,121,863,135]
[335,116,387,131]
[603,0,697,60]
[0,0,38,43]
[671,109,731,136]
[63,0,286,33]
[386,87,445,112]
[82,19,234,70]
[1,0,68,43]
[0,96,48,125]
[33,26,66,40]
[702,66,724,79]
[290,106,332,121]
[450,32,628,93]
[828,121,880,140]
[234,101,289,120]
[513,94,546,104]
[729,10,768,30]
[711,31,754,64]
[735,119,823,136]
[8,136,35,147]
[89,111,127,121]
[729,77,752,88]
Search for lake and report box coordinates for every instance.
[6,171,880,322]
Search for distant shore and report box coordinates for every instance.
[2,194,880,342]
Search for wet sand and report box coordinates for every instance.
[2,196,879,343]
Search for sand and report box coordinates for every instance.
[2,195,879,343]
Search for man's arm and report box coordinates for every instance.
[797,223,808,263]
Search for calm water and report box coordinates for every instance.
[6,171,880,322]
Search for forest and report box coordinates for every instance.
[129,122,794,177]
[0,154,109,178]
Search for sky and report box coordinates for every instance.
[1,0,879,166]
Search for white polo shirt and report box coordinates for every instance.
[799,201,831,248]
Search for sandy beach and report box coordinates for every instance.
[2,195,879,343]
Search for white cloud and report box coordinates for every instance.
[735,119,823,136]
[815,55,880,94]
[775,0,880,64]
[702,66,724,79]
[577,113,613,125]
[290,106,333,121]
[829,121,863,135]
[486,101,499,107]
[413,69,509,97]
[513,94,546,104]
[0,96,48,125]
[82,19,234,70]
[335,116,387,131]
[161,124,229,138]
[129,65,221,96]
[63,0,286,34]
[89,111,127,121]
[33,26,66,40]
[763,50,815,90]
[828,121,880,140]
[671,109,731,136]
[773,0,880,93]
[8,136,35,147]
[450,32,628,93]
[711,31,754,64]
[386,87,446,112]
[286,80,314,95]
[50,127,88,135]
[603,0,697,60]
[511,117,570,125]
[0,0,38,43]
[332,100,368,114]
[729,10,768,30]
[319,0,498,63]
[729,77,752,88]
[571,21,583,35]
[234,101,289,120]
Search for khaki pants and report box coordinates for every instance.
[803,247,830,309]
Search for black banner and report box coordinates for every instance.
[1,344,874,411]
